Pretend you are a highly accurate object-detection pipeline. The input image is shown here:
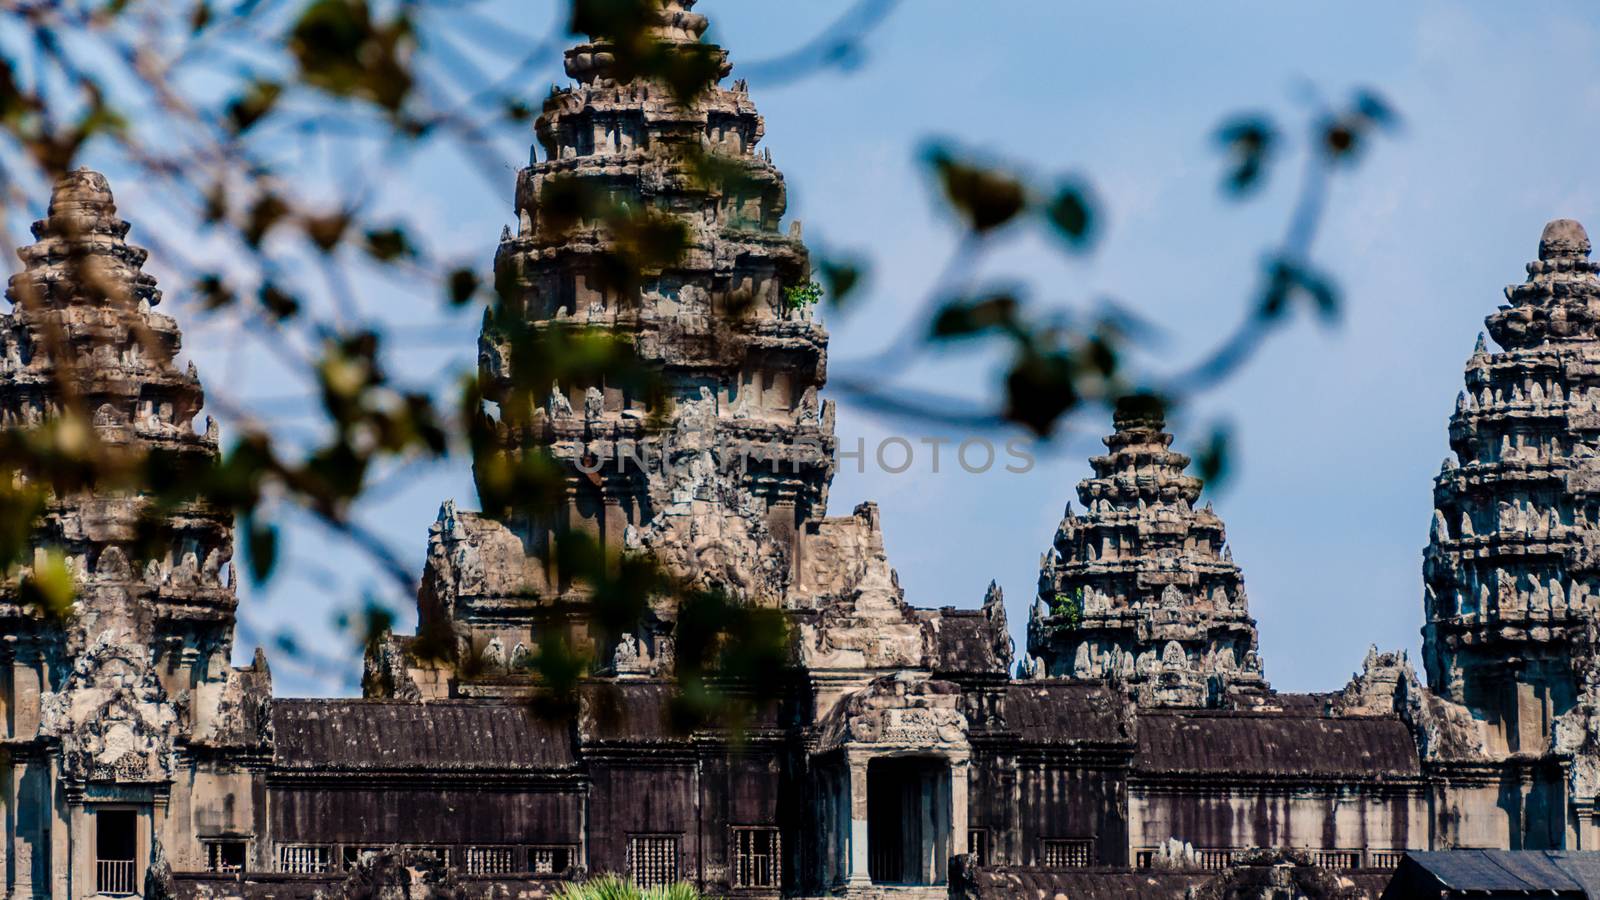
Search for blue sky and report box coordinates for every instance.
[57,2,1600,695]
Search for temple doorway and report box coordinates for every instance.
[866,756,952,885]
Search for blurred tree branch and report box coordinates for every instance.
[0,0,1396,705]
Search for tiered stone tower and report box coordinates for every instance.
[401,0,836,682]
[0,169,271,897]
[1028,396,1267,707]
[1,169,235,638]
[1424,219,1600,756]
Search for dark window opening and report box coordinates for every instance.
[96,810,138,895]
[205,840,247,873]
[968,829,989,867]
[528,845,574,875]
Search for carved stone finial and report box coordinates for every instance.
[1539,218,1591,261]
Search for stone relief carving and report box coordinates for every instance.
[39,630,179,783]
[816,673,968,754]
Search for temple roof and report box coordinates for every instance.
[1133,708,1421,780]
[272,700,577,771]
[1387,850,1600,898]
[1002,681,1132,744]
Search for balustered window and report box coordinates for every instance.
[1367,850,1406,870]
[968,829,989,867]
[96,809,139,896]
[628,834,680,888]
[279,845,331,874]
[528,845,575,874]
[1308,849,1362,870]
[732,827,780,889]
[203,839,247,873]
[1040,838,1093,868]
[465,846,516,875]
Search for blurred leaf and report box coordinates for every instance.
[925,145,1027,233]
[189,0,213,33]
[202,182,228,225]
[818,256,865,308]
[225,80,283,134]
[354,599,395,654]
[1044,180,1097,250]
[1216,116,1277,196]
[273,630,300,657]
[259,282,301,321]
[288,0,415,115]
[1258,258,1340,324]
[930,293,1019,340]
[0,486,46,571]
[194,273,236,311]
[243,515,278,585]
[1194,423,1233,490]
[447,268,481,306]
[244,193,289,247]
[1354,89,1398,129]
[20,551,75,623]
[1004,347,1080,437]
[364,226,418,262]
[569,0,655,40]
[303,211,351,252]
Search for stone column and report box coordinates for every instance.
[65,802,86,900]
[11,645,42,740]
[950,754,970,876]
[845,753,872,888]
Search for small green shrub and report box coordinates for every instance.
[783,280,823,311]
[1050,589,1084,629]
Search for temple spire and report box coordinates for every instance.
[565,0,731,86]
[1028,395,1267,708]
[1425,217,1600,754]
[10,167,160,313]
[1488,217,1600,351]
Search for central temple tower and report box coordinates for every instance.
[392,0,839,685]
[1028,397,1268,707]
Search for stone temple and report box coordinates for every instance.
[6,3,1600,898]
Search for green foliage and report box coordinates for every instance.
[784,280,823,311]
[552,875,706,900]
[19,550,75,623]
[1049,590,1084,629]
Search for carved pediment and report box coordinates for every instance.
[816,674,968,754]
[39,630,178,783]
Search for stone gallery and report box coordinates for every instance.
[4,2,1600,898]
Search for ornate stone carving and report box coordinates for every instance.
[39,631,179,783]
[1424,219,1600,755]
[815,674,968,753]
[1029,396,1268,707]
[793,503,938,672]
